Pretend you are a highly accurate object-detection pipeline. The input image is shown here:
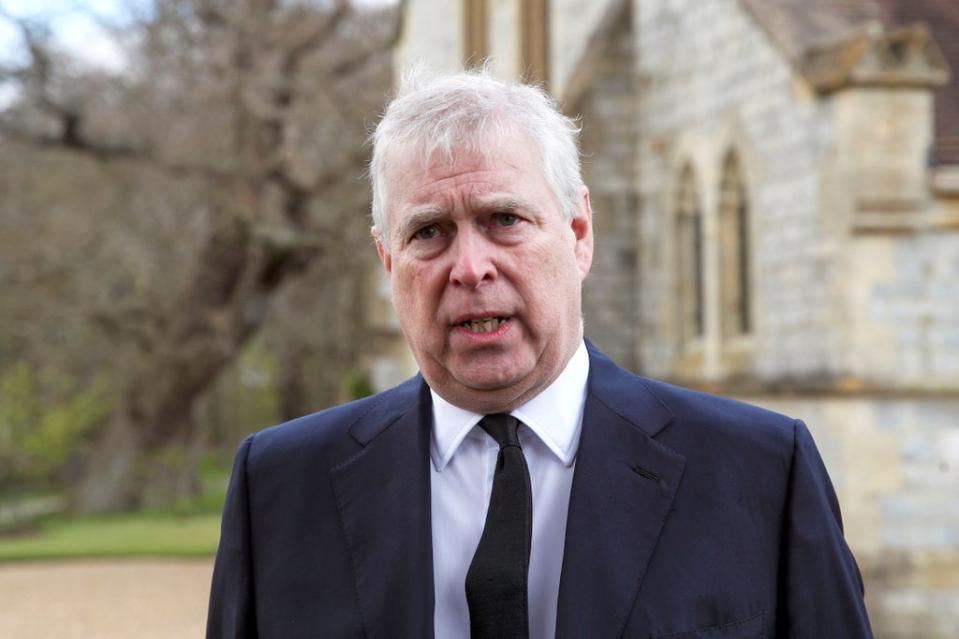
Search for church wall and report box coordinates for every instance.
[574,3,640,370]
[633,0,959,391]
[840,234,959,387]
[635,0,842,383]
[549,0,620,95]
[395,0,464,75]
[397,0,618,90]
[488,0,522,78]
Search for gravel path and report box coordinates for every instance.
[0,559,214,638]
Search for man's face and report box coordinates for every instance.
[375,136,593,413]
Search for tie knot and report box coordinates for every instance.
[479,414,521,449]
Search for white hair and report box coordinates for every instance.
[369,67,584,247]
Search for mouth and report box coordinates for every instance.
[456,316,511,334]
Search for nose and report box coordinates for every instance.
[449,230,497,288]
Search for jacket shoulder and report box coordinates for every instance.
[635,376,800,473]
[587,341,796,446]
[641,377,795,435]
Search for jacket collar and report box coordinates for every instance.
[555,342,687,637]
[329,376,435,639]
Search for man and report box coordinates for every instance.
[207,71,873,638]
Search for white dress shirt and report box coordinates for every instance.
[429,341,589,639]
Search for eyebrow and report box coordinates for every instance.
[474,194,536,214]
[395,205,450,241]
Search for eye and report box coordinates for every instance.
[494,212,520,227]
[413,224,441,241]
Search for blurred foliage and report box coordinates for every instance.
[0,363,111,492]
[344,369,374,401]
[203,338,281,455]
[237,341,281,428]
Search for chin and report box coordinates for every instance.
[457,372,522,392]
[447,359,529,390]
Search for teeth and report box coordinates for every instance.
[463,317,504,333]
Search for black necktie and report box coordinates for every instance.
[465,414,532,639]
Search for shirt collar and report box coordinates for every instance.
[429,340,590,471]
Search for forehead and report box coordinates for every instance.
[385,135,547,207]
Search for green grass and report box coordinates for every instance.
[0,512,221,562]
[0,460,230,562]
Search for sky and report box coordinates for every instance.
[0,0,397,72]
[0,0,136,71]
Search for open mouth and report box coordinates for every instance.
[459,317,510,334]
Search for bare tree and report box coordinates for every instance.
[0,0,399,513]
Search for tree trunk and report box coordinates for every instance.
[277,342,310,422]
[70,216,310,514]
[70,408,144,514]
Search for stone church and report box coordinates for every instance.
[374,0,959,634]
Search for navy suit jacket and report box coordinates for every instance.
[207,343,872,638]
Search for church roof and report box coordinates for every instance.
[740,0,882,60]
[559,0,957,166]
[741,0,957,166]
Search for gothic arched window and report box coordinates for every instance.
[675,165,704,346]
[718,151,751,338]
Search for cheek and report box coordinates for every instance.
[389,266,415,313]
[522,248,582,316]
[529,243,577,287]
[393,264,440,317]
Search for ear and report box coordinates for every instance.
[372,226,392,275]
[571,187,593,280]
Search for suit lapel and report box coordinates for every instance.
[556,346,687,638]
[329,379,435,639]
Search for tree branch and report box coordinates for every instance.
[278,0,350,77]
[330,9,402,80]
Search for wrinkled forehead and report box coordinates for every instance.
[384,122,546,185]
